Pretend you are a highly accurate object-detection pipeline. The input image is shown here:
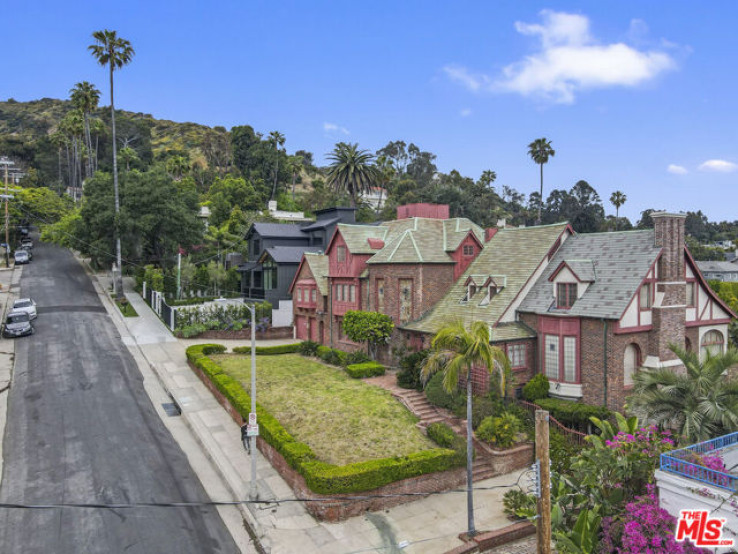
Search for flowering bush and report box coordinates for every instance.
[600,486,705,553]
[678,451,730,488]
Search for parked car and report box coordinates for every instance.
[3,311,34,338]
[21,237,32,249]
[13,250,29,265]
[19,245,32,260]
[12,298,37,320]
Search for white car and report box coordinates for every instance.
[12,298,37,320]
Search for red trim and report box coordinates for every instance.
[685,247,738,318]
[686,318,731,328]
[617,253,661,322]
[613,323,652,335]
[288,255,309,294]
[538,316,581,384]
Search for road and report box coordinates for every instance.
[0,242,239,553]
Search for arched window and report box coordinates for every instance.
[624,343,641,387]
[701,330,725,358]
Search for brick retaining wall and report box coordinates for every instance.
[188,326,293,340]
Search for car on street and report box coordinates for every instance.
[21,238,32,249]
[19,245,32,260]
[13,250,29,265]
[3,311,34,338]
[12,298,37,320]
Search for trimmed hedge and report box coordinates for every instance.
[426,422,469,465]
[186,344,462,494]
[316,346,348,367]
[298,340,320,356]
[345,362,385,379]
[535,398,610,428]
[232,343,300,355]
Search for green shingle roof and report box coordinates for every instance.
[402,223,570,334]
[302,252,329,296]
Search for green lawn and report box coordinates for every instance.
[212,353,435,466]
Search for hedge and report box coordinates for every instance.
[345,362,385,379]
[534,398,610,428]
[186,344,462,494]
[232,343,301,355]
[316,346,348,367]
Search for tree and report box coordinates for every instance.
[118,146,138,172]
[165,155,190,180]
[421,320,510,537]
[527,137,555,225]
[286,154,304,202]
[610,191,627,231]
[89,29,135,297]
[326,142,378,208]
[628,344,738,443]
[375,155,395,214]
[478,170,497,189]
[342,311,394,358]
[69,81,101,179]
[268,131,285,201]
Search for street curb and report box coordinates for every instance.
[76,256,267,554]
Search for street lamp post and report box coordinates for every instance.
[249,303,257,500]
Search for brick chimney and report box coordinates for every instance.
[649,212,687,364]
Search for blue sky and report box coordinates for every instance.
[4,1,738,223]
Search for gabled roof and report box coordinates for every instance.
[519,230,661,319]
[293,252,329,296]
[248,222,307,239]
[549,260,596,283]
[333,224,389,255]
[403,223,570,334]
[260,246,323,264]
[300,217,341,232]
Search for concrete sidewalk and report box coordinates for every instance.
[99,275,524,553]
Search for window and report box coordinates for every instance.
[252,239,260,257]
[563,337,576,382]
[298,288,303,302]
[253,271,262,288]
[311,289,316,303]
[508,344,526,368]
[640,283,651,309]
[556,283,577,309]
[624,343,640,387]
[349,285,355,303]
[337,245,346,263]
[701,330,725,358]
[463,245,475,257]
[342,284,348,302]
[399,279,413,323]
[544,335,559,380]
[686,282,695,307]
[263,260,277,290]
[376,279,385,311]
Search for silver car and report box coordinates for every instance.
[12,298,37,320]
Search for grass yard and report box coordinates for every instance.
[212,353,436,466]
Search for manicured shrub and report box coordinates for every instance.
[522,373,549,402]
[178,323,209,338]
[397,350,428,391]
[316,346,348,367]
[426,422,456,448]
[345,350,372,365]
[298,340,320,356]
[470,393,504,430]
[232,343,300,355]
[476,412,521,449]
[424,372,465,412]
[535,398,610,430]
[503,489,537,520]
[345,362,385,379]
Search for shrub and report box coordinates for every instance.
[471,393,504,430]
[549,429,580,474]
[424,372,465,412]
[232,344,300,355]
[397,350,428,391]
[522,373,549,402]
[298,340,320,356]
[317,346,348,367]
[184,344,463,494]
[345,350,372,365]
[477,412,521,449]
[535,398,610,430]
[503,489,537,520]
[345,362,385,379]
[178,323,208,338]
[426,422,468,465]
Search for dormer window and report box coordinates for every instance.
[556,283,577,309]
[337,245,346,263]
[463,245,475,257]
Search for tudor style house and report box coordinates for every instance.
[289,203,486,354]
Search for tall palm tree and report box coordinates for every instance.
[326,142,378,209]
[70,81,101,179]
[422,320,510,538]
[628,345,738,443]
[286,154,304,202]
[89,29,135,299]
[527,138,555,225]
[268,131,285,201]
[610,191,627,231]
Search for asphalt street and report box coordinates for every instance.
[0,242,239,553]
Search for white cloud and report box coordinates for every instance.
[698,159,738,173]
[460,108,472,117]
[323,122,349,135]
[444,10,676,104]
[667,164,688,175]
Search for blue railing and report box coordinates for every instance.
[660,432,738,492]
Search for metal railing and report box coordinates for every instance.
[660,432,738,492]
[513,399,588,446]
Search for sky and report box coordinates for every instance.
[4,1,738,223]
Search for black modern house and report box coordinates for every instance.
[238,207,356,306]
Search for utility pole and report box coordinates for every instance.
[176,251,182,300]
[535,410,552,554]
[249,303,258,500]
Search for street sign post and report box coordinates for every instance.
[246,424,259,437]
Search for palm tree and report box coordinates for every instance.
[268,131,285,201]
[70,81,101,179]
[326,142,378,209]
[610,191,627,231]
[628,345,738,443]
[375,155,395,214]
[286,154,304,202]
[421,320,510,538]
[166,155,190,180]
[527,138,555,225]
[89,29,135,299]
[119,147,138,172]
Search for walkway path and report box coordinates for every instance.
[98,273,527,553]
